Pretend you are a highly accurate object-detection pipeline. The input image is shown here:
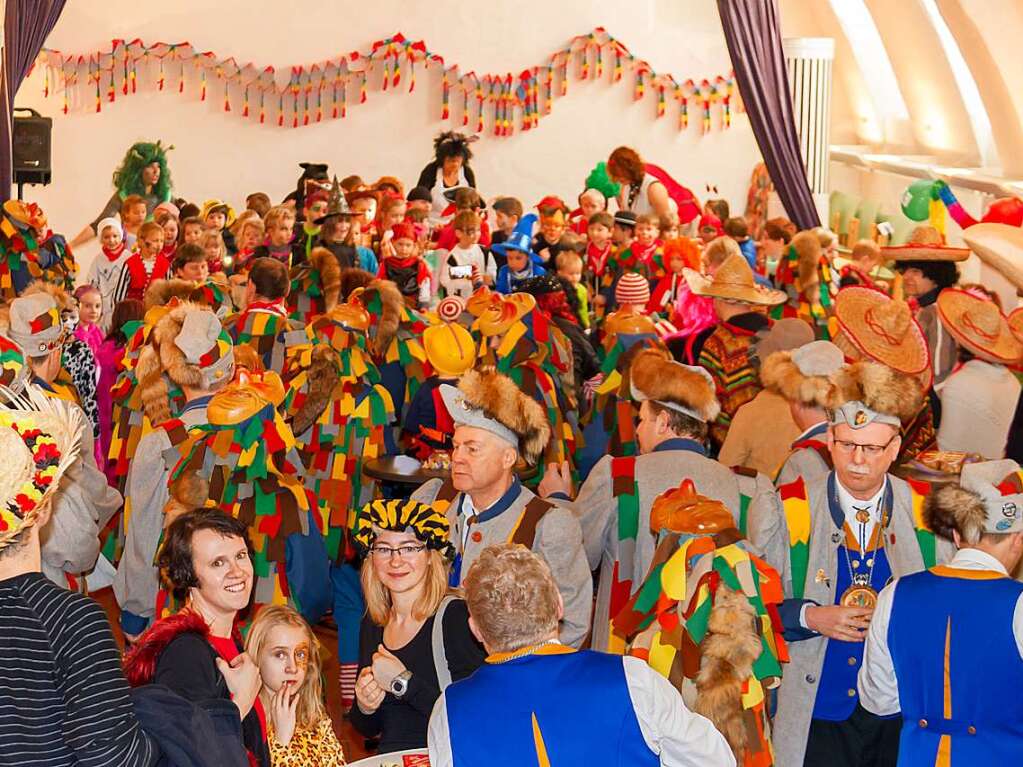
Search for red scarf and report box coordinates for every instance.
[101,242,126,263]
[632,239,659,266]
[587,241,612,276]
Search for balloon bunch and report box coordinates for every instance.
[902,179,1023,233]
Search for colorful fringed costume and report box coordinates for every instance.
[225,300,307,375]
[162,371,330,619]
[772,233,837,340]
[0,201,76,301]
[287,247,342,325]
[612,479,787,766]
[282,307,394,562]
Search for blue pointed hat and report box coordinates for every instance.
[491,213,539,260]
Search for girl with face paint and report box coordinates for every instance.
[245,605,346,765]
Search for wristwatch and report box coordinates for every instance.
[390,670,413,698]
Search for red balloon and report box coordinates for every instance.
[981,197,1023,227]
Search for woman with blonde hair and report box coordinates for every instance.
[349,499,485,753]
[245,605,346,765]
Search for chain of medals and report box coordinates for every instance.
[627,182,642,210]
[838,492,887,610]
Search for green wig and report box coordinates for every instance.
[112,141,173,202]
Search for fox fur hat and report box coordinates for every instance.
[359,278,405,358]
[440,367,550,465]
[826,360,923,430]
[144,272,232,316]
[760,340,845,409]
[790,230,823,293]
[135,302,235,424]
[925,460,1023,544]
[629,348,721,423]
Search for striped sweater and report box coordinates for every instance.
[697,313,771,451]
[0,571,155,766]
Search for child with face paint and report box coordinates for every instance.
[245,605,346,765]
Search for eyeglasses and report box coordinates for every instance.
[833,436,896,458]
[369,544,427,559]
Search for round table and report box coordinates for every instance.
[363,455,448,486]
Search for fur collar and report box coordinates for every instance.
[122,609,210,687]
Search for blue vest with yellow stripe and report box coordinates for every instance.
[445,646,659,767]
[888,567,1023,766]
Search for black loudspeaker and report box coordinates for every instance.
[12,107,52,187]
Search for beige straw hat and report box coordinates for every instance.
[833,286,930,375]
[936,288,1023,364]
[0,385,84,551]
[1009,307,1023,342]
[683,254,786,306]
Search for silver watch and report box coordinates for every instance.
[390,669,413,698]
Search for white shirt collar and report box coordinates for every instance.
[950,547,1009,576]
[835,477,887,526]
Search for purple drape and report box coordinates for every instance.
[1,0,66,201]
[717,0,820,229]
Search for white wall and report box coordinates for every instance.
[15,0,763,278]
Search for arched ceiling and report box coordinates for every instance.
[779,0,1023,177]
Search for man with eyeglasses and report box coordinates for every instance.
[751,360,953,767]
[411,368,591,648]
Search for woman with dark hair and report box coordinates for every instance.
[71,141,174,248]
[606,145,700,224]
[123,508,269,767]
[415,131,478,221]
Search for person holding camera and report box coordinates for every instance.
[438,210,495,299]
[349,499,485,753]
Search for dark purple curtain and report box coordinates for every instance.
[717,0,820,229]
[1,0,66,201]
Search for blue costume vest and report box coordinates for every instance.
[445,648,659,767]
[888,567,1023,766]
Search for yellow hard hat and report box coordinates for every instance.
[423,322,477,377]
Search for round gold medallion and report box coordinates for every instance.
[840,584,878,609]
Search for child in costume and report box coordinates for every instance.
[377,222,431,309]
[532,195,570,264]
[490,196,523,259]
[245,605,346,766]
[555,249,590,329]
[87,217,129,333]
[632,213,664,277]
[293,189,330,265]
[725,216,758,272]
[493,214,546,295]
[199,199,236,257]
[614,479,786,766]
[438,210,494,298]
[120,195,148,250]
[200,229,226,275]
[230,214,265,274]
[570,187,608,236]
[116,222,169,303]
[254,206,297,265]
[180,216,204,247]
[659,212,681,242]
[649,237,702,319]
[403,312,476,460]
[433,187,491,252]
[172,243,210,283]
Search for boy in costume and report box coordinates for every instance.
[858,460,1023,765]
[540,348,777,653]
[112,304,235,638]
[493,214,546,295]
[87,217,128,333]
[614,480,787,766]
[686,254,787,451]
[748,361,954,767]
[411,368,592,647]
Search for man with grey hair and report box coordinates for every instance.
[749,361,953,767]
[113,304,235,639]
[411,368,591,647]
[427,543,735,766]
[858,460,1023,764]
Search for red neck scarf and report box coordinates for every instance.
[101,242,127,263]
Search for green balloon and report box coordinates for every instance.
[901,179,934,221]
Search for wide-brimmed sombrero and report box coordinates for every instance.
[684,254,786,306]
[936,287,1023,364]
[834,286,930,375]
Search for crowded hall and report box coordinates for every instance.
[2,1,1023,765]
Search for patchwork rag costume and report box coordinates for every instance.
[411,369,592,648]
[858,460,1023,766]
[287,246,342,325]
[614,480,787,766]
[0,201,76,301]
[550,349,777,653]
[772,231,837,340]
[748,362,954,767]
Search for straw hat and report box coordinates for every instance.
[1008,307,1023,342]
[424,322,476,378]
[0,385,84,551]
[881,227,970,263]
[833,286,930,375]
[630,348,721,423]
[684,255,786,306]
[936,288,1023,364]
[961,223,1023,291]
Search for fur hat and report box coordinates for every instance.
[144,274,232,316]
[339,267,375,300]
[761,341,845,408]
[827,361,923,429]
[924,460,1023,543]
[630,348,721,423]
[306,247,342,313]
[439,368,550,465]
[358,279,404,357]
[135,303,235,424]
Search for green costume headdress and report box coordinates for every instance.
[113,141,173,202]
